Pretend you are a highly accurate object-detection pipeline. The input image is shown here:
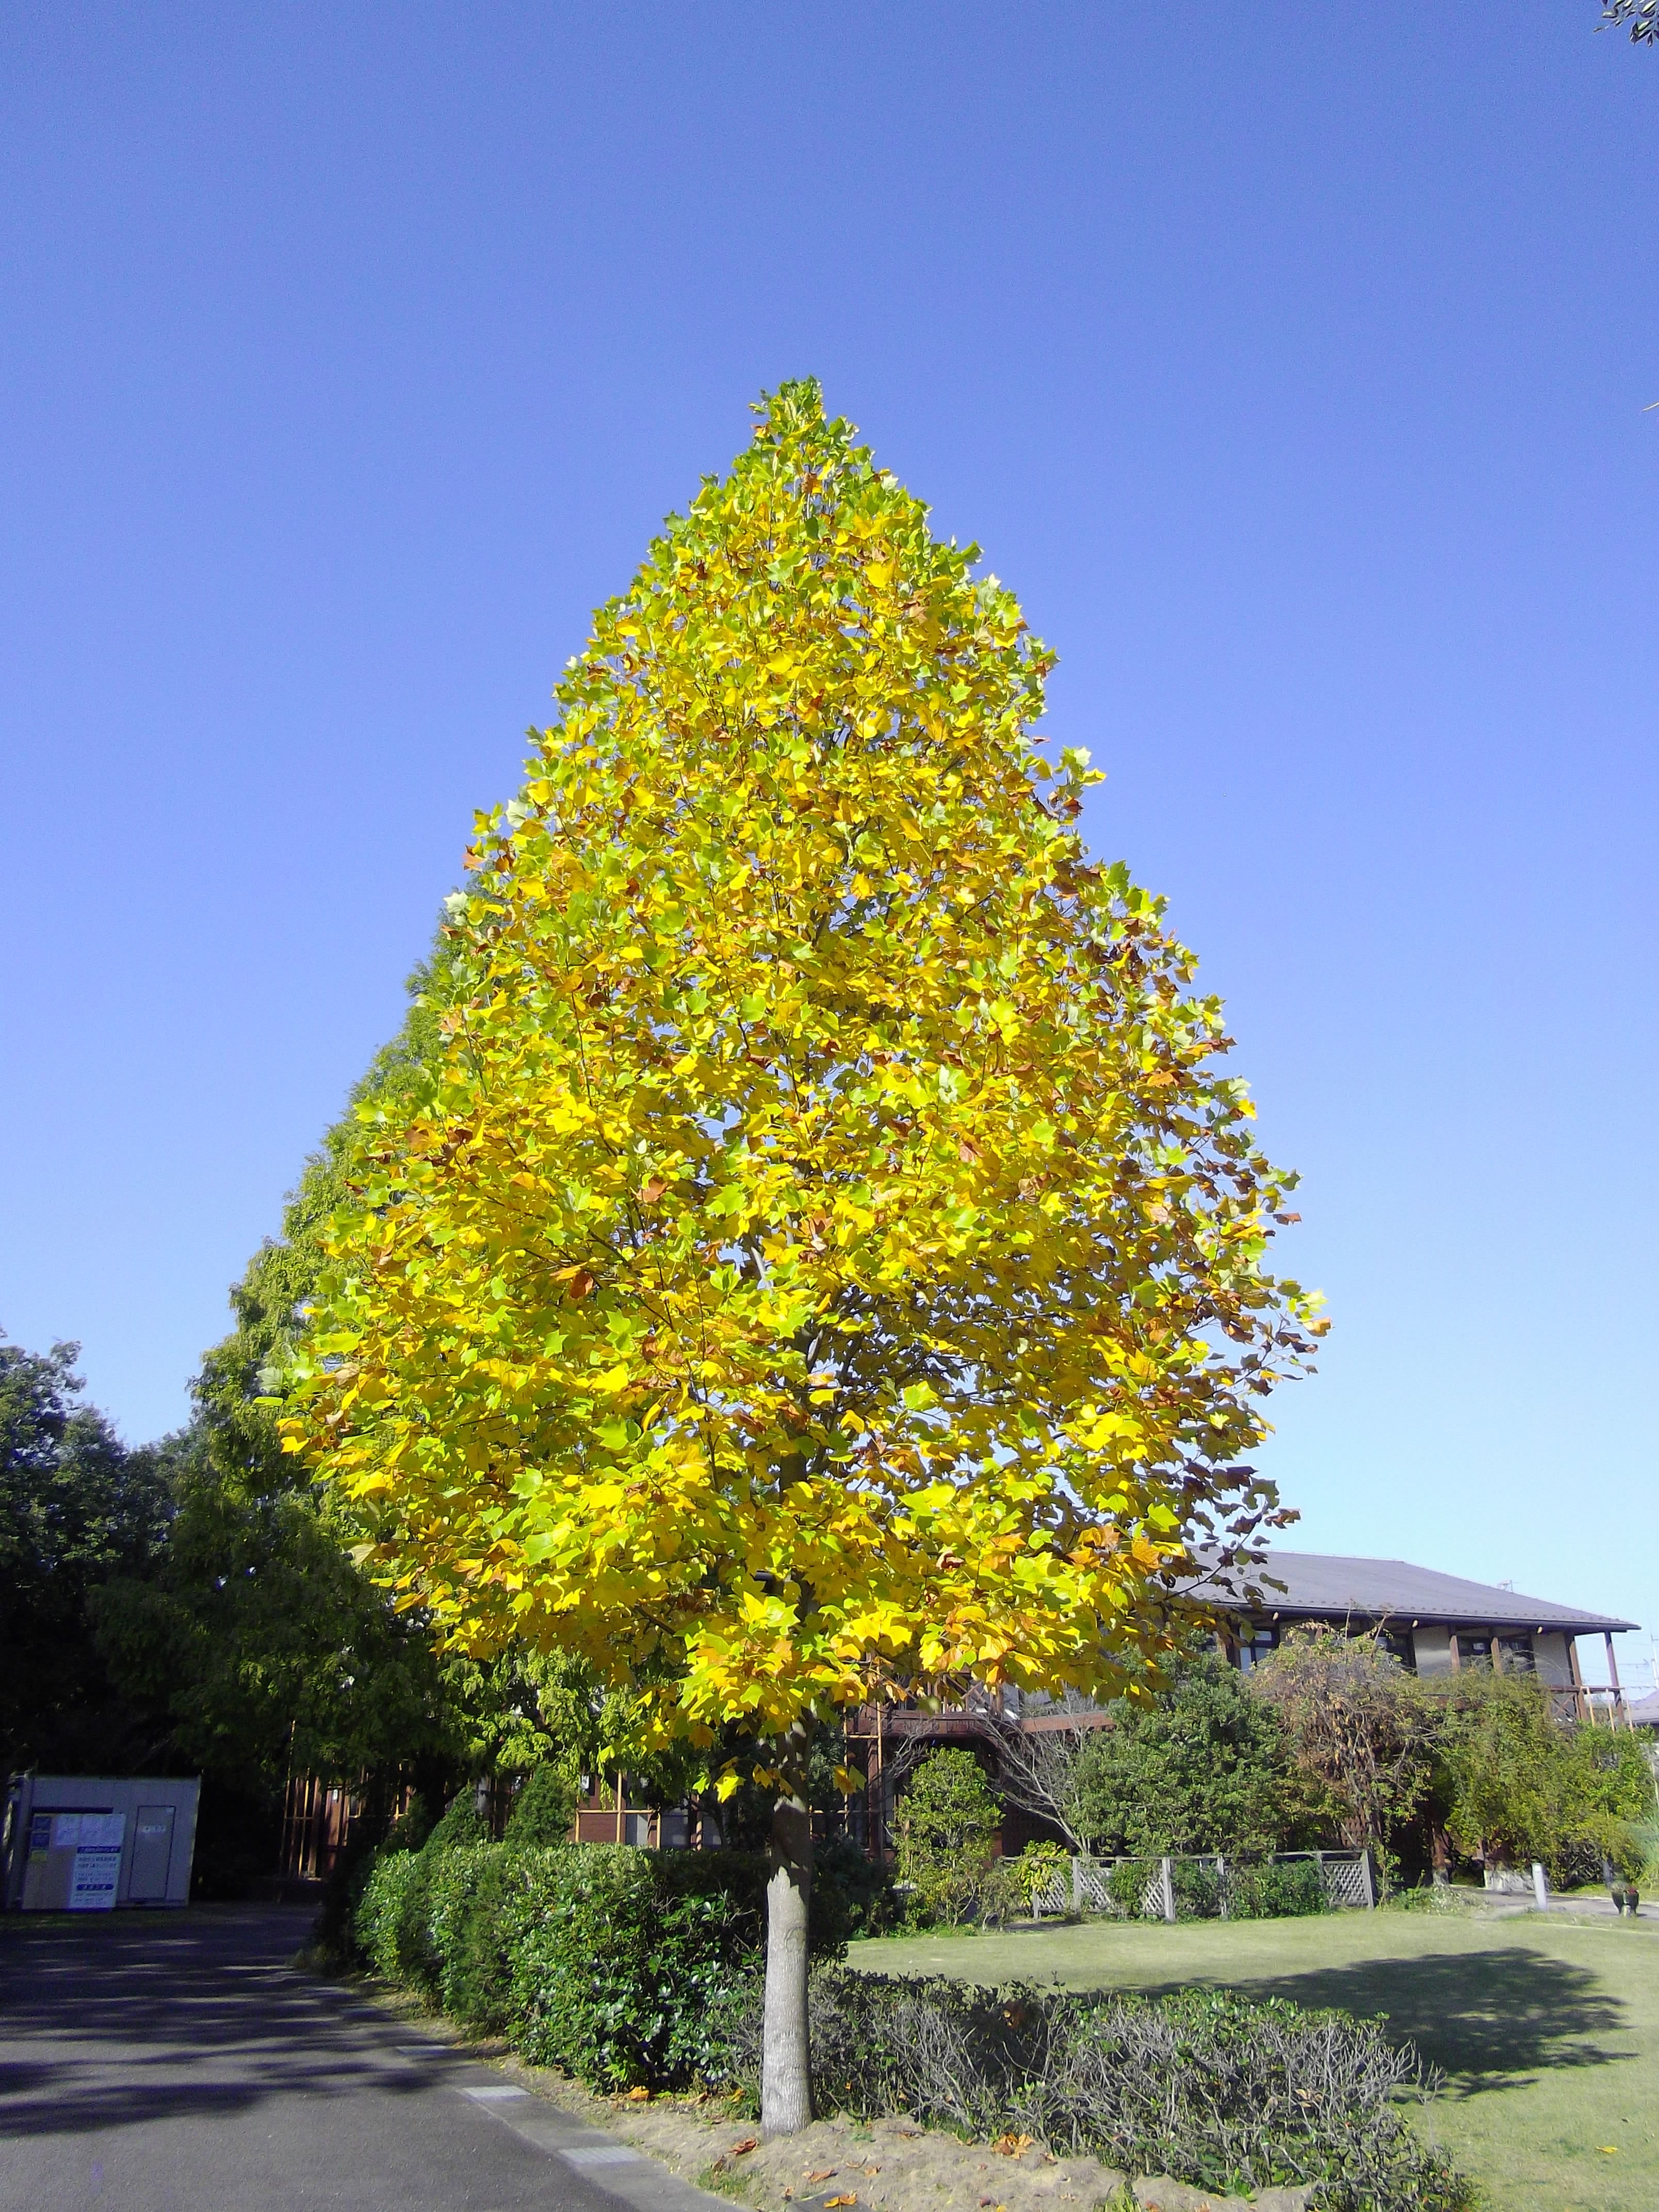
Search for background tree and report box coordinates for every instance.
[1422,1668,1653,1884]
[284,379,1322,2133]
[892,1747,1003,1926]
[1068,1652,1299,1857]
[0,1334,171,1774]
[1249,1629,1429,1879]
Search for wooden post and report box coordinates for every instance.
[1568,1637,1590,1723]
[1358,1850,1376,1910]
[873,1701,885,1865]
[1160,1857,1176,1923]
[1532,1861,1549,1911]
[1216,1853,1228,1918]
[1605,1632,1627,1726]
[1449,1631,1461,1672]
[616,1772,625,1843]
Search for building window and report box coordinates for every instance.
[1237,1624,1278,1672]
[1457,1633,1494,1668]
[1497,1634,1535,1672]
[1377,1627,1416,1671]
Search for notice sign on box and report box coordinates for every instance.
[45,1813,127,1911]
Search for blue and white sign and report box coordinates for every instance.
[61,1813,126,1911]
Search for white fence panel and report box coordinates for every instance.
[1043,1847,1376,1916]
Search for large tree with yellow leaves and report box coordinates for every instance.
[283,381,1322,2130]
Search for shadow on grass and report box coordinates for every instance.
[1153,1946,1633,2096]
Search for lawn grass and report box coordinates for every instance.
[848,1908,1659,2212]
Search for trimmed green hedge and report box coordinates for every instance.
[355,1842,771,2088]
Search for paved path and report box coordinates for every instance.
[0,1905,723,2212]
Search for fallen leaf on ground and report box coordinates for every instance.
[806,2171,837,2184]
[627,2087,650,2101]
[824,2195,857,2207]
[729,2137,759,2156]
[993,2134,1033,2159]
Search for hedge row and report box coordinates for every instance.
[780,1972,1473,2212]
[355,1841,771,2087]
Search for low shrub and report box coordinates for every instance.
[1006,1840,1071,1914]
[728,1972,1472,2212]
[1104,1856,1159,1917]
[1171,1859,1224,1919]
[1229,1857,1328,1919]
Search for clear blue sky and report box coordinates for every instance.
[4,6,1655,1682]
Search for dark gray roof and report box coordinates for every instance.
[1628,1690,1659,1728]
[1184,1550,1638,1636]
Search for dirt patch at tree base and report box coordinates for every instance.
[491,2056,1314,2212]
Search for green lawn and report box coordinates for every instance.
[847,1909,1659,2212]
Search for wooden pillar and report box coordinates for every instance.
[1567,1636,1589,1723]
[616,1772,625,1843]
[872,1701,886,1866]
[1604,1633,1626,1726]
[1449,1630,1461,1672]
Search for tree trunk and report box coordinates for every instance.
[760,1729,815,2137]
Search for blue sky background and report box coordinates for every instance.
[3,5,1655,1683]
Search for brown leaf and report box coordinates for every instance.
[806,2173,837,2185]
[992,2134,1033,2158]
[730,2138,759,2157]
[640,1177,666,1206]
[567,1269,596,1302]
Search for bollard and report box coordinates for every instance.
[1531,1861,1549,1912]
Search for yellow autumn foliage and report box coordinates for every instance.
[281,379,1322,1759]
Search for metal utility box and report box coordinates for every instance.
[2,1776,200,1910]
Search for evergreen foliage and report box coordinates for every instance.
[505,1764,578,1845]
[1069,1653,1299,1856]
[894,1748,1004,1925]
[0,1333,172,1775]
[1424,1669,1652,1883]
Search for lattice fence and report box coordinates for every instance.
[1030,1848,1375,1918]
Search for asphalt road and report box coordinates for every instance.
[0,1903,718,2212]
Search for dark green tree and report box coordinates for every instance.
[894,1747,1003,1925]
[1070,1654,1298,1856]
[1423,1668,1654,1884]
[0,1335,171,1774]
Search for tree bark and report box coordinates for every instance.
[760,1727,815,2137]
